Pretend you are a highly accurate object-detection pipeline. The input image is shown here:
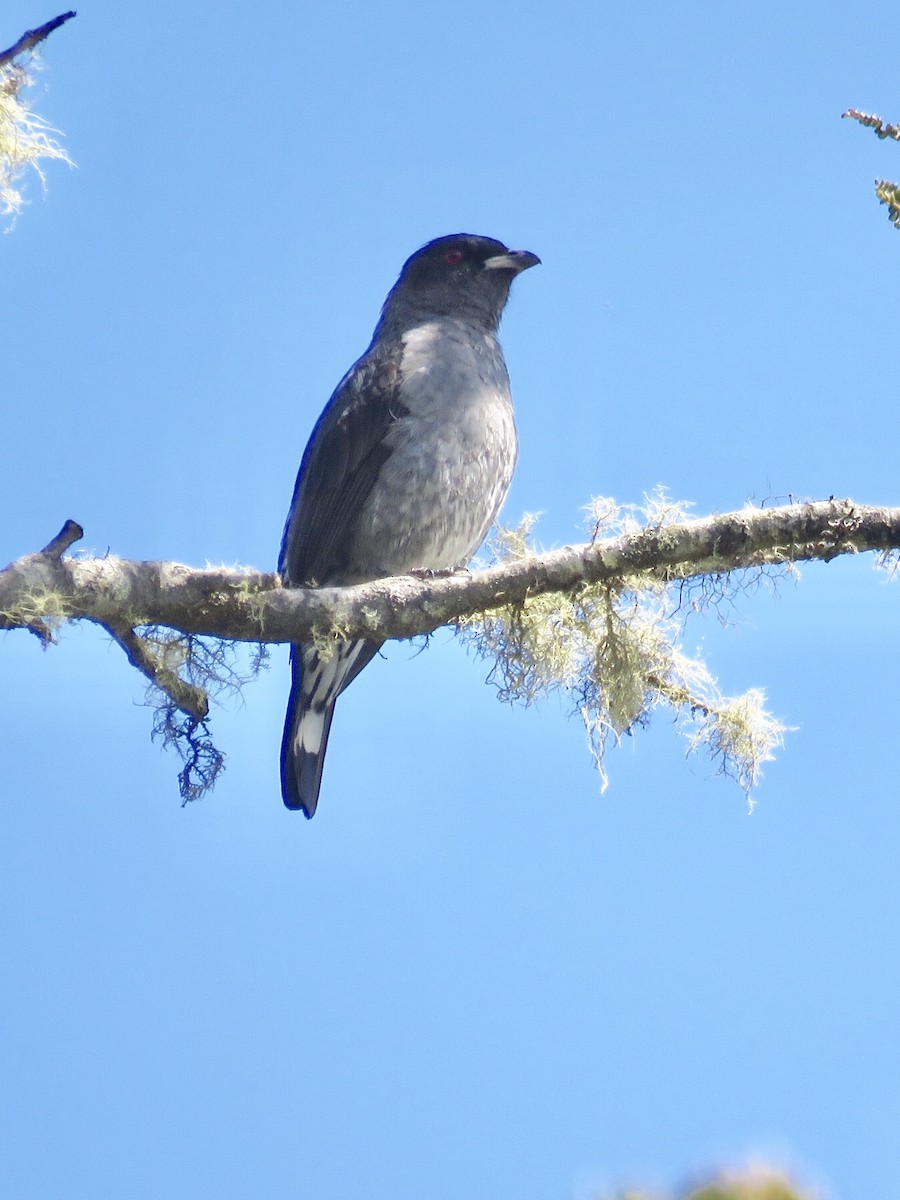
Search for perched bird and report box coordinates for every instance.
[279,233,540,816]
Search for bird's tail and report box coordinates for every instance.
[280,639,379,816]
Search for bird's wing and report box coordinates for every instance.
[279,340,407,585]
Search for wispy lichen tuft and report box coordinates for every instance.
[460,492,788,804]
[139,628,270,802]
[0,54,71,218]
[875,547,900,577]
[686,687,785,809]
[0,582,72,638]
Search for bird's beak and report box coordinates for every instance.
[483,249,541,274]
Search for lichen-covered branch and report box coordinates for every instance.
[842,108,900,228]
[2,499,897,646]
[104,622,210,722]
[842,108,900,140]
[3,497,897,802]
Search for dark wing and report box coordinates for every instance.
[279,339,407,585]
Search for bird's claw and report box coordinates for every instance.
[408,565,468,580]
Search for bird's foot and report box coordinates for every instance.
[408,564,468,580]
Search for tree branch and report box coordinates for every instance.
[104,622,210,722]
[842,108,900,227]
[1,499,898,646]
[6,497,885,802]
[842,107,900,140]
[0,12,76,71]
[39,517,83,558]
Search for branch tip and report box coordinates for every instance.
[40,519,83,559]
[0,12,76,70]
[841,108,900,140]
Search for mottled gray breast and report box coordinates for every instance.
[346,316,518,579]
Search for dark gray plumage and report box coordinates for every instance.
[279,233,540,816]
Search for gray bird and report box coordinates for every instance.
[279,233,540,816]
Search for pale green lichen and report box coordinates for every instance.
[875,178,900,228]
[0,583,73,637]
[686,688,785,807]
[0,58,71,218]
[461,493,787,804]
[308,624,349,663]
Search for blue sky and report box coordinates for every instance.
[3,3,900,1197]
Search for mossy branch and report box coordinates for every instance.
[3,497,898,802]
[2,499,898,647]
[842,107,900,141]
[105,622,210,722]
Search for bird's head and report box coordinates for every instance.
[376,234,540,335]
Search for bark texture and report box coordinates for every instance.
[2,500,897,647]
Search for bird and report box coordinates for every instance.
[278,233,540,816]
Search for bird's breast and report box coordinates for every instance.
[347,319,518,578]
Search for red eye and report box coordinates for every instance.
[443,249,464,265]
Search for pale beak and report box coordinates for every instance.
[483,249,541,274]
